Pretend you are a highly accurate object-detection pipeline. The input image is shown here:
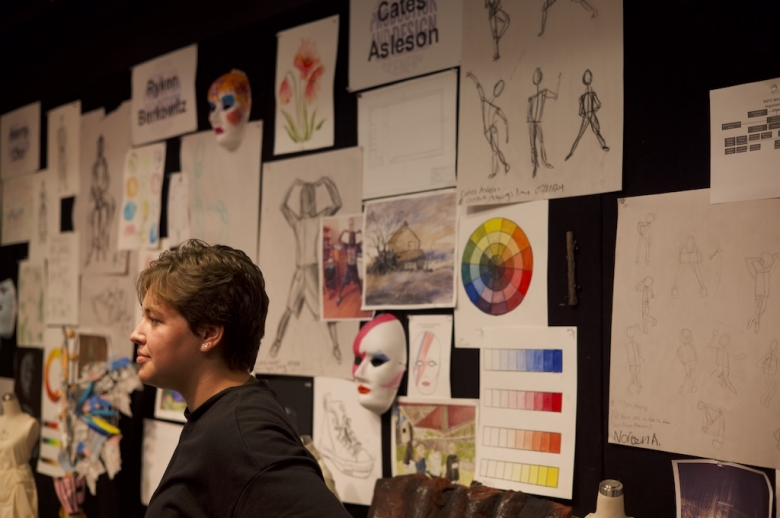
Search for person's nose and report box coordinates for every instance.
[129,319,145,346]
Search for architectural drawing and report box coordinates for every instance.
[697,401,724,449]
[677,329,697,394]
[672,236,707,299]
[565,70,609,161]
[539,0,598,37]
[467,72,510,179]
[485,0,510,60]
[625,326,642,395]
[57,116,67,192]
[269,177,342,361]
[319,393,374,478]
[527,68,560,178]
[746,251,780,333]
[758,340,778,406]
[635,213,654,264]
[708,331,744,395]
[85,135,116,266]
[634,276,656,334]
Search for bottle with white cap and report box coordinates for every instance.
[585,479,633,518]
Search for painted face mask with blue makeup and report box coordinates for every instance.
[352,314,407,414]
[207,69,252,151]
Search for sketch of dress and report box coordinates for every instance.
[527,68,560,178]
[697,401,724,449]
[565,69,609,161]
[539,0,598,37]
[634,276,656,334]
[485,0,510,61]
[319,393,373,478]
[672,236,707,299]
[635,213,654,265]
[758,339,778,406]
[625,326,642,395]
[677,329,697,393]
[746,252,780,333]
[467,73,509,179]
[85,135,116,266]
[269,178,343,362]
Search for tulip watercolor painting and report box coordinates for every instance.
[275,16,339,155]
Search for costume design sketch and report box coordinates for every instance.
[85,136,116,266]
[677,329,697,393]
[565,70,608,160]
[672,236,707,299]
[527,68,560,178]
[634,276,656,334]
[539,0,598,37]
[758,340,778,406]
[485,0,510,61]
[625,326,642,395]
[635,213,654,264]
[319,393,374,478]
[468,73,509,179]
[746,252,780,333]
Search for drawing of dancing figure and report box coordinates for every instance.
[625,326,642,395]
[467,73,510,179]
[746,251,780,333]
[485,0,510,61]
[672,236,707,299]
[527,68,560,178]
[758,339,779,406]
[57,116,67,192]
[677,328,697,393]
[635,276,656,334]
[565,69,609,161]
[270,177,343,362]
[635,213,654,265]
[708,331,744,395]
[539,0,598,37]
[697,401,724,449]
[85,135,116,266]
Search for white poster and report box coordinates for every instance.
[476,326,577,499]
[46,232,80,326]
[117,143,166,250]
[75,104,130,275]
[455,200,549,348]
[274,16,338,155]
[0,101,40,180]
[349,0,463,92]
[358,70,458,199]
[457,0,623,206]
[610,189,780,470]
[141,419,183,505]
[710,76,780,204]
[38,327,67,478]
[131,44,198,146]
[1,171,36,245]
[28,169,59,262]
[47,101,81,197]
[166,172,191,248]
[255,148,362,378]
[313,376,382,506]
[17,260,46,347]
[406,314,453,399]
[180,122,262,258]
[79,274,136,359]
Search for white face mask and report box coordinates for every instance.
[0,279,17,339]
[207,71,251,151]
[413,331,440,395]
[352,314,407,414]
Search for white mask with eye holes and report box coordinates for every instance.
[0,279,17,339]
[352,314,407,415]
[208,91,246,151]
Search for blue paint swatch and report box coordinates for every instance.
[485,349,563,373]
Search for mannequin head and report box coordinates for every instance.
[208,70,252,151]
[0,279,16,339]
[353,314,407,414]
[412,331,440,395]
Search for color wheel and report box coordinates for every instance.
[461,217,533,315]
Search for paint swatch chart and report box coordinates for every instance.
[476,326,577,499]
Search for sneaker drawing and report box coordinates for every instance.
[319,393,374,479]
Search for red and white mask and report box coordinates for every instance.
[352,314,407,414]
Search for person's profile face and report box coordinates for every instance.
[413,332,440,395]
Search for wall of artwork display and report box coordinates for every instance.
[0,0,778,517]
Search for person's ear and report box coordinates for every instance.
[200,324,225,352]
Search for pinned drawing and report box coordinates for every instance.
[46,232,80,326]
[565,69,609,161]
[708,331,744,395]
[38,178,48,242]
[57,116,67,191]
[320,214,372,321]
[625,326,642,395]
[672,236,708,299]
[467,73,509,179]
[527,68,560,178]
[407,314,453,399]
[17,261,46,346]
[1,172,35,246]
[85,136,116,265]
[635,213,655,264]
[320,393,374,478]
[677,329,697,394]
[697,401,724,449]
[412,332,442,396]
[485,0,510,61]
[1,101,40,180]
[746,251,780,333]
[117,143,166,250]
[539,0,598,37]
[47,101,81,197]
[634,276,656,334]
[757,340,778,406]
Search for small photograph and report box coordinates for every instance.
[154,388,187,423]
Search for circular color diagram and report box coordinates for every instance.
[461,217,533,315]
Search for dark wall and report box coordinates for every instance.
[0,0,778,516]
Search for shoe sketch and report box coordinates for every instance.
[319,393,373,479]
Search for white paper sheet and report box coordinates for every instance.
[710,77,780,204]
[0,101,40,180]
[141,418,183,505]
[117,143,166,250]
[349,0,463,92]
[476,326,577,499]
[131,44,198,146]
[166,172,191,248]
[313,376,382,506]
[28,169,59,262]
[363,189,457,310]
[610,189,780,470]
[406,315,453,399]
[46,232,80,326]
[47,101,81,197]
[37,327,68,477]
[75,105,130,274]
[457,0,623,206]
[358,70,457,199]
[454,200,548,348]
[1,171,36,245]
[274,16,338,155]
[180,122,262,258]
[255,148,363,378]
[79,274,136,359]
[17,260,46,347]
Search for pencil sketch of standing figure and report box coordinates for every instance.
[539,0,598,37]
[758,339,779,406]
[565,70,609,161]
[485,0,510,61]
[467,72,509,179]
[85,135,116,266]
[635,213,655,265]
[57,116,67,192]
[697,401,724,449]
[625,326,642,395]
[38,179,47,243]
[527,68,560,178]
[270,177,343,362]
[708,331,744,395]
[672,236,707,299]
[677,328,697,393]
[746,251,780,333]
[635,276,656,334]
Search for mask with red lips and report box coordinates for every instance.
[352,313,407,414]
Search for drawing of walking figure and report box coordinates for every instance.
[527,68,560,178]
[672,236,707,299]
[758,339,779,406]
[485,0,510,61]
[677,328,697,393]
[625,326,642,395]
[635,213,655,265]
[539,0,598,37]
[746,251,780,333]
[270,177,343,362]
[697,401,724,449]
[57,116,67,192]
[467,73,510,179]
[708,331,744,395]
[565,69,609,161]
[635,276,656,334]
[85,135,116,266]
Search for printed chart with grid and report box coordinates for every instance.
[480,459,559,488]
[483,348,563,372]
[482,389,563,412]
[483,426,562,454]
